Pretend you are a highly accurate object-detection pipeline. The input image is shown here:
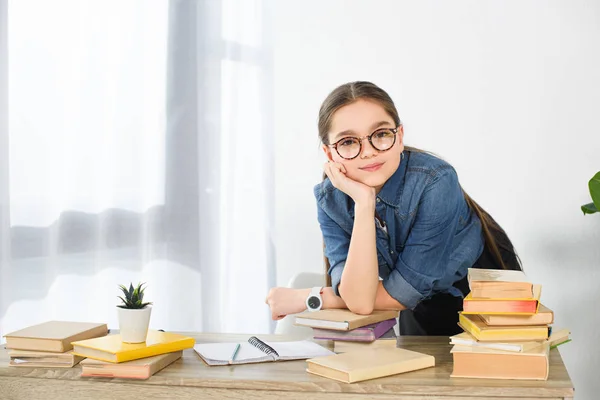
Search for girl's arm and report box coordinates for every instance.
[336,199,380,314]
[265,282,405,321]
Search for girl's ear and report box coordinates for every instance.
[397,125,405,150]
[322,144,335,162]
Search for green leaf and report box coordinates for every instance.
[581,202,598,215]
[117,296,129,307]
[128,283,134,299]
[590,171,600,210]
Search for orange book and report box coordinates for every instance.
[4,321,108,353]
[72,330,194,363]
[451,343,549,380]
[467,268,533,298]
[462,285,541,314]
[479,303,554,326]
[306,347,434,383]
[80,351,182,379]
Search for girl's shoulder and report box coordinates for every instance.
[405,149,455,176]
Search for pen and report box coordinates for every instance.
[229,343,241,364]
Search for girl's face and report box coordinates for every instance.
[323,99,404,191]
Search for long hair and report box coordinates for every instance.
[318,81,521,286]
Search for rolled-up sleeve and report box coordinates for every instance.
[316,203,350,296]
[383,167,462,309]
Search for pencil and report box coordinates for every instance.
[229,343,241,364]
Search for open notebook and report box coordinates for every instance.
[194,336,335,366]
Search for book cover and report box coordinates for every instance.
[194,336,334,366]
[313,318,396,342]
[295,309,399,331]
[8,349,84,368]
[458,313,549,342]
[479,303,554,326]
[72,330,195,363]
[462,285,541,314]
[306,347,435,383]
[80,350,183,379]
[4,321,108,353]
[333,328,397,353]
[451,343,549,380]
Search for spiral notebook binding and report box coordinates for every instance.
[248,336,279,357]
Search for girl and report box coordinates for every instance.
[266,81,520,335]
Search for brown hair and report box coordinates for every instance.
[318,81,521,286]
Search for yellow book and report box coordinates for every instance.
[458,313,549,342]
[72,330,195,363]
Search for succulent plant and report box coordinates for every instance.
[117,282,152,309]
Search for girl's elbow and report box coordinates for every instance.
[349,304,374,315]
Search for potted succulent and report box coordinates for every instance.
[581,171,600,215]
[117,282,153,343]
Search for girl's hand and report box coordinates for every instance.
[324,161,376,206]
[265,287,310,320]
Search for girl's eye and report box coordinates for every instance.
[339,138,357,147]
[374,130,392,138]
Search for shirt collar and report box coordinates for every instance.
[376,151,408,207]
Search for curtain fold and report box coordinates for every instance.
[0,0,274,338]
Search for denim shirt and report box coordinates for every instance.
[313,150,484,310]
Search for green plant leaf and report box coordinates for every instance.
[590,171,600,210]
[581,202,598,215]
[128,283,134,299]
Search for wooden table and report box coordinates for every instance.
[0,333,574,399]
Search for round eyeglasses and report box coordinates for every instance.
[329,127,399,160]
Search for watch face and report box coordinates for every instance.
[307,296,321,309]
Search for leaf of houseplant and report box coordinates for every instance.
[590,171,600,210]
[581,202,598,215]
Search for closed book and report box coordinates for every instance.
[462,285,541,314]
[451,343,549,380]
[479,303,554,326]
[468,268,533,298]
[458,313,549,342]
[80,350,182,379]
[9,349,84,368]
[295,309,399,331]
[306,347,434,383]
[4,321,108,353]
[333,328,397,353]
[313,318,396,342]
[449,332,543,353]
[72,330,195,363]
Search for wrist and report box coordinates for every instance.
[354,197,376,212]
[297,288,311,311]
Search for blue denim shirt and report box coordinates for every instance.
[314,150,484,310]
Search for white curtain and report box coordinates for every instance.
[0,0,276,337]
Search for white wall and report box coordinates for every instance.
[274,1,600,398]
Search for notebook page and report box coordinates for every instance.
[268,340,335,361]
[193,342,274,366]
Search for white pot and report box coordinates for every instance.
[117,306,152,343]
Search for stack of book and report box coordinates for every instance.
[450,268,571,380]
[295,309,399,353]
[72,329,195,379]
[4,321,108,368]
[295,309,435,383]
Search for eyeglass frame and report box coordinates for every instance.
[328,125,402,160]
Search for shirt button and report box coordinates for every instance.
[390,250,394,254]
[376,198,381,203]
